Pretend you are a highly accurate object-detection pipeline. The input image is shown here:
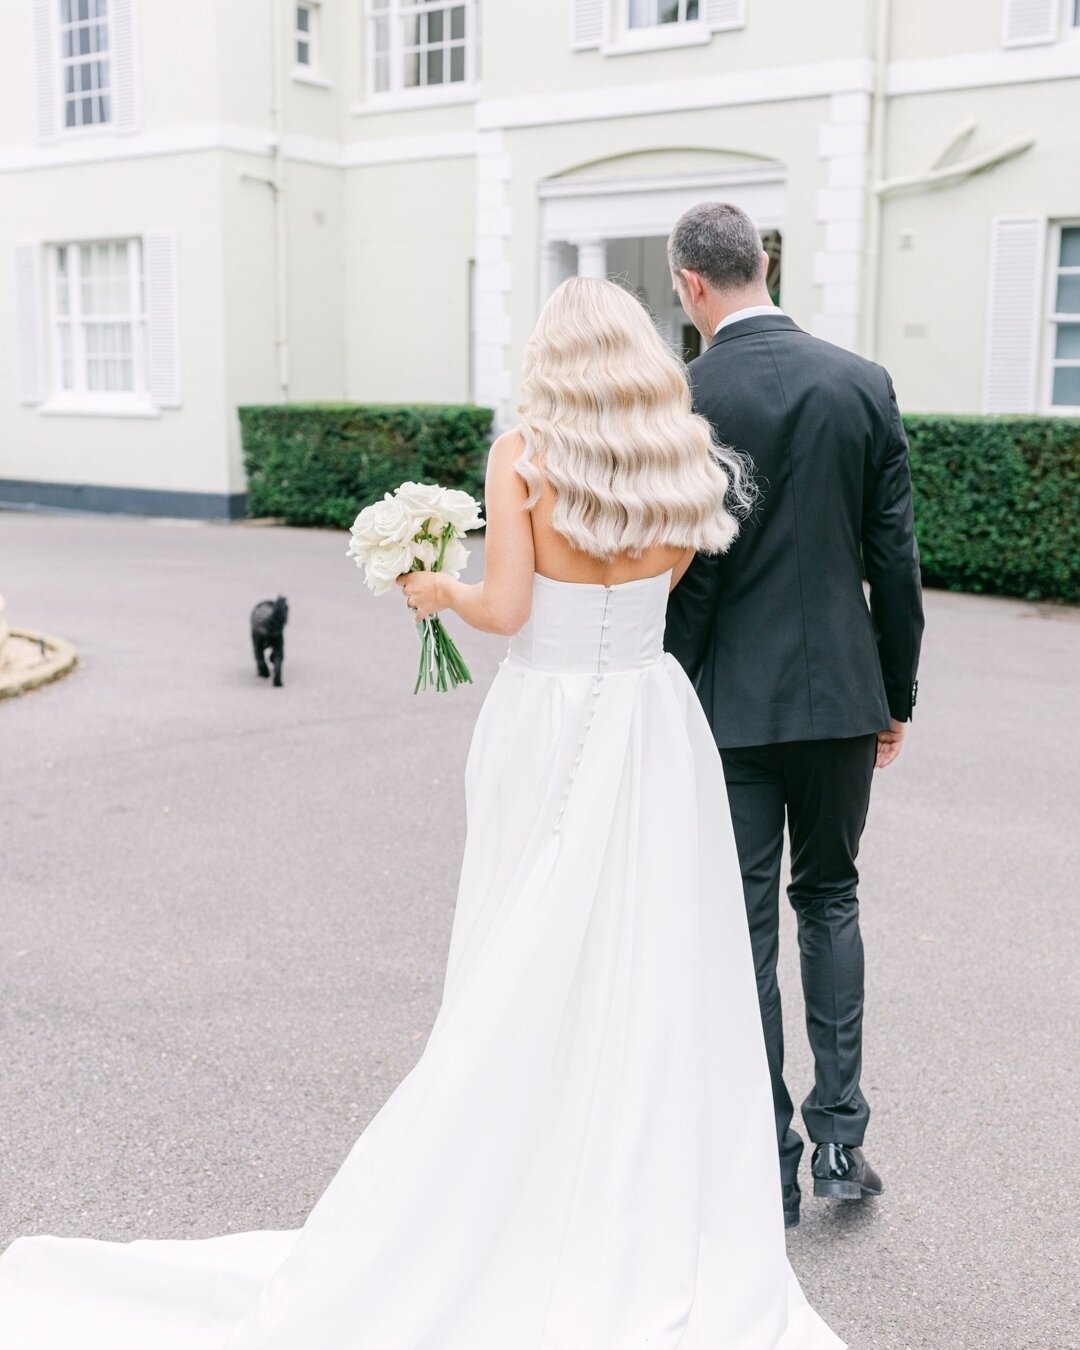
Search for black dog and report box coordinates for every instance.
[251,596,288,687]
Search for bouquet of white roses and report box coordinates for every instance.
[346,481,484,694]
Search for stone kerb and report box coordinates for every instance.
[0,595,78,700]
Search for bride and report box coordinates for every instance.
[0,278,844,1348]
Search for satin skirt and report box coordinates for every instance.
[0,650,844,1349]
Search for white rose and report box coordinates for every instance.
[370,493,418,546]
[364,542,414,596]
[395,482,446,527]
[411,537,439,570]
[438,536,470,577]
[439,489,484,534]
[346,532,374,568]
[347,501,382,548]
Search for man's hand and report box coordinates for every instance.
[875,718,907,769]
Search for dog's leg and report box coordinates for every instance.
[271,635,283,688]
[253,633,270,678]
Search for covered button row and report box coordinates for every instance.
[553,675,605,834]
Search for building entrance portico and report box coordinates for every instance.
[538,158,786,359]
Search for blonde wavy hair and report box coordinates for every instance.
[515,276,753,561]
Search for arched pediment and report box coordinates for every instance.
[546,147,782,185]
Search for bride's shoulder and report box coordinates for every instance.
[490,427,526,463]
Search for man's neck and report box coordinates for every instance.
[707,288,774,333]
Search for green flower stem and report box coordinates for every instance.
[410,526,471,694]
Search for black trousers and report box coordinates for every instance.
[720,736,876,1189]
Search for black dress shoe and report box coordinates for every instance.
[782,1182,801,1228]
[810,1143,884,1200]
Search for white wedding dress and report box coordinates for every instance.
[0,570,843,1349]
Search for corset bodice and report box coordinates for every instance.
[507,571,671,675]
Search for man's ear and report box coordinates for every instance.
[679,268,705,305]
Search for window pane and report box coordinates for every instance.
[687,0,700,17]
[1060,227,1080,267]
[64,66,76,93]
[81,96,94,123]
[426,47,443,84]
[64,100,77,126]
[80,62,93,90]
[374,15,390,51]
[297,5,310,31]
[450,5,465,39]
[403,49,420,87]
[1055,323,1080,359]
[92,0,108,16]
[78,26,91,54]
[427,9,444,41]
[629,0,654,26]
[374,52,390,91]
[659,0,680,22]
[1055,272,1080,314]
[450,43,465,81]
[98,92,110,121]
[1051,365,1080,406]
[77,0,89,20]
[61,0,73,23]
[297,37,309,63]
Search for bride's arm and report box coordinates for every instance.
[397,431,535,636]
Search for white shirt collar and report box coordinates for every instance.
[714,305,784,335]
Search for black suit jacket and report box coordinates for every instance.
[665,313,924,750]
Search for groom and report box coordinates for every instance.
[664,202,924,1229]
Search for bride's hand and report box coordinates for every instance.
[396,570,447,622]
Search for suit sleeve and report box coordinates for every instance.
[664,551,722,682]
[862,371,925,721]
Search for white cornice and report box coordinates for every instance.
[476,57,876,131]
[0,122,274,172]
[887,38,1080,95]
[340,130,479,167]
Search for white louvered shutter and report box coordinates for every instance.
[1002,0,1058,46]
[110,0,139,131]
[144,233,182,408]
[571,0,604,49]
[704,0,747,31]
[13,245,46,405]
[32,0,59,142]
[982,217,1045,414]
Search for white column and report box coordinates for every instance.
[541,240,572,301]
[574,238,608,280]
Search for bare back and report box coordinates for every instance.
[528,474,692,592]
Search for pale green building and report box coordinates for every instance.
[2,0,1079,516]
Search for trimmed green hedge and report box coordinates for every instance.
[238,404,1078,602]
[904,415,1080,602]
[238,403,493,528]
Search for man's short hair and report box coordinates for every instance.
[667,202,765,292]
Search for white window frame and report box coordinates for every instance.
[358,0,478,113]
[293,2,331,84]
[628,0,701,28]
[1042,220,1080,415]
[58,0,113,133]
[600,0,735,57]
[43,237,154,416]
